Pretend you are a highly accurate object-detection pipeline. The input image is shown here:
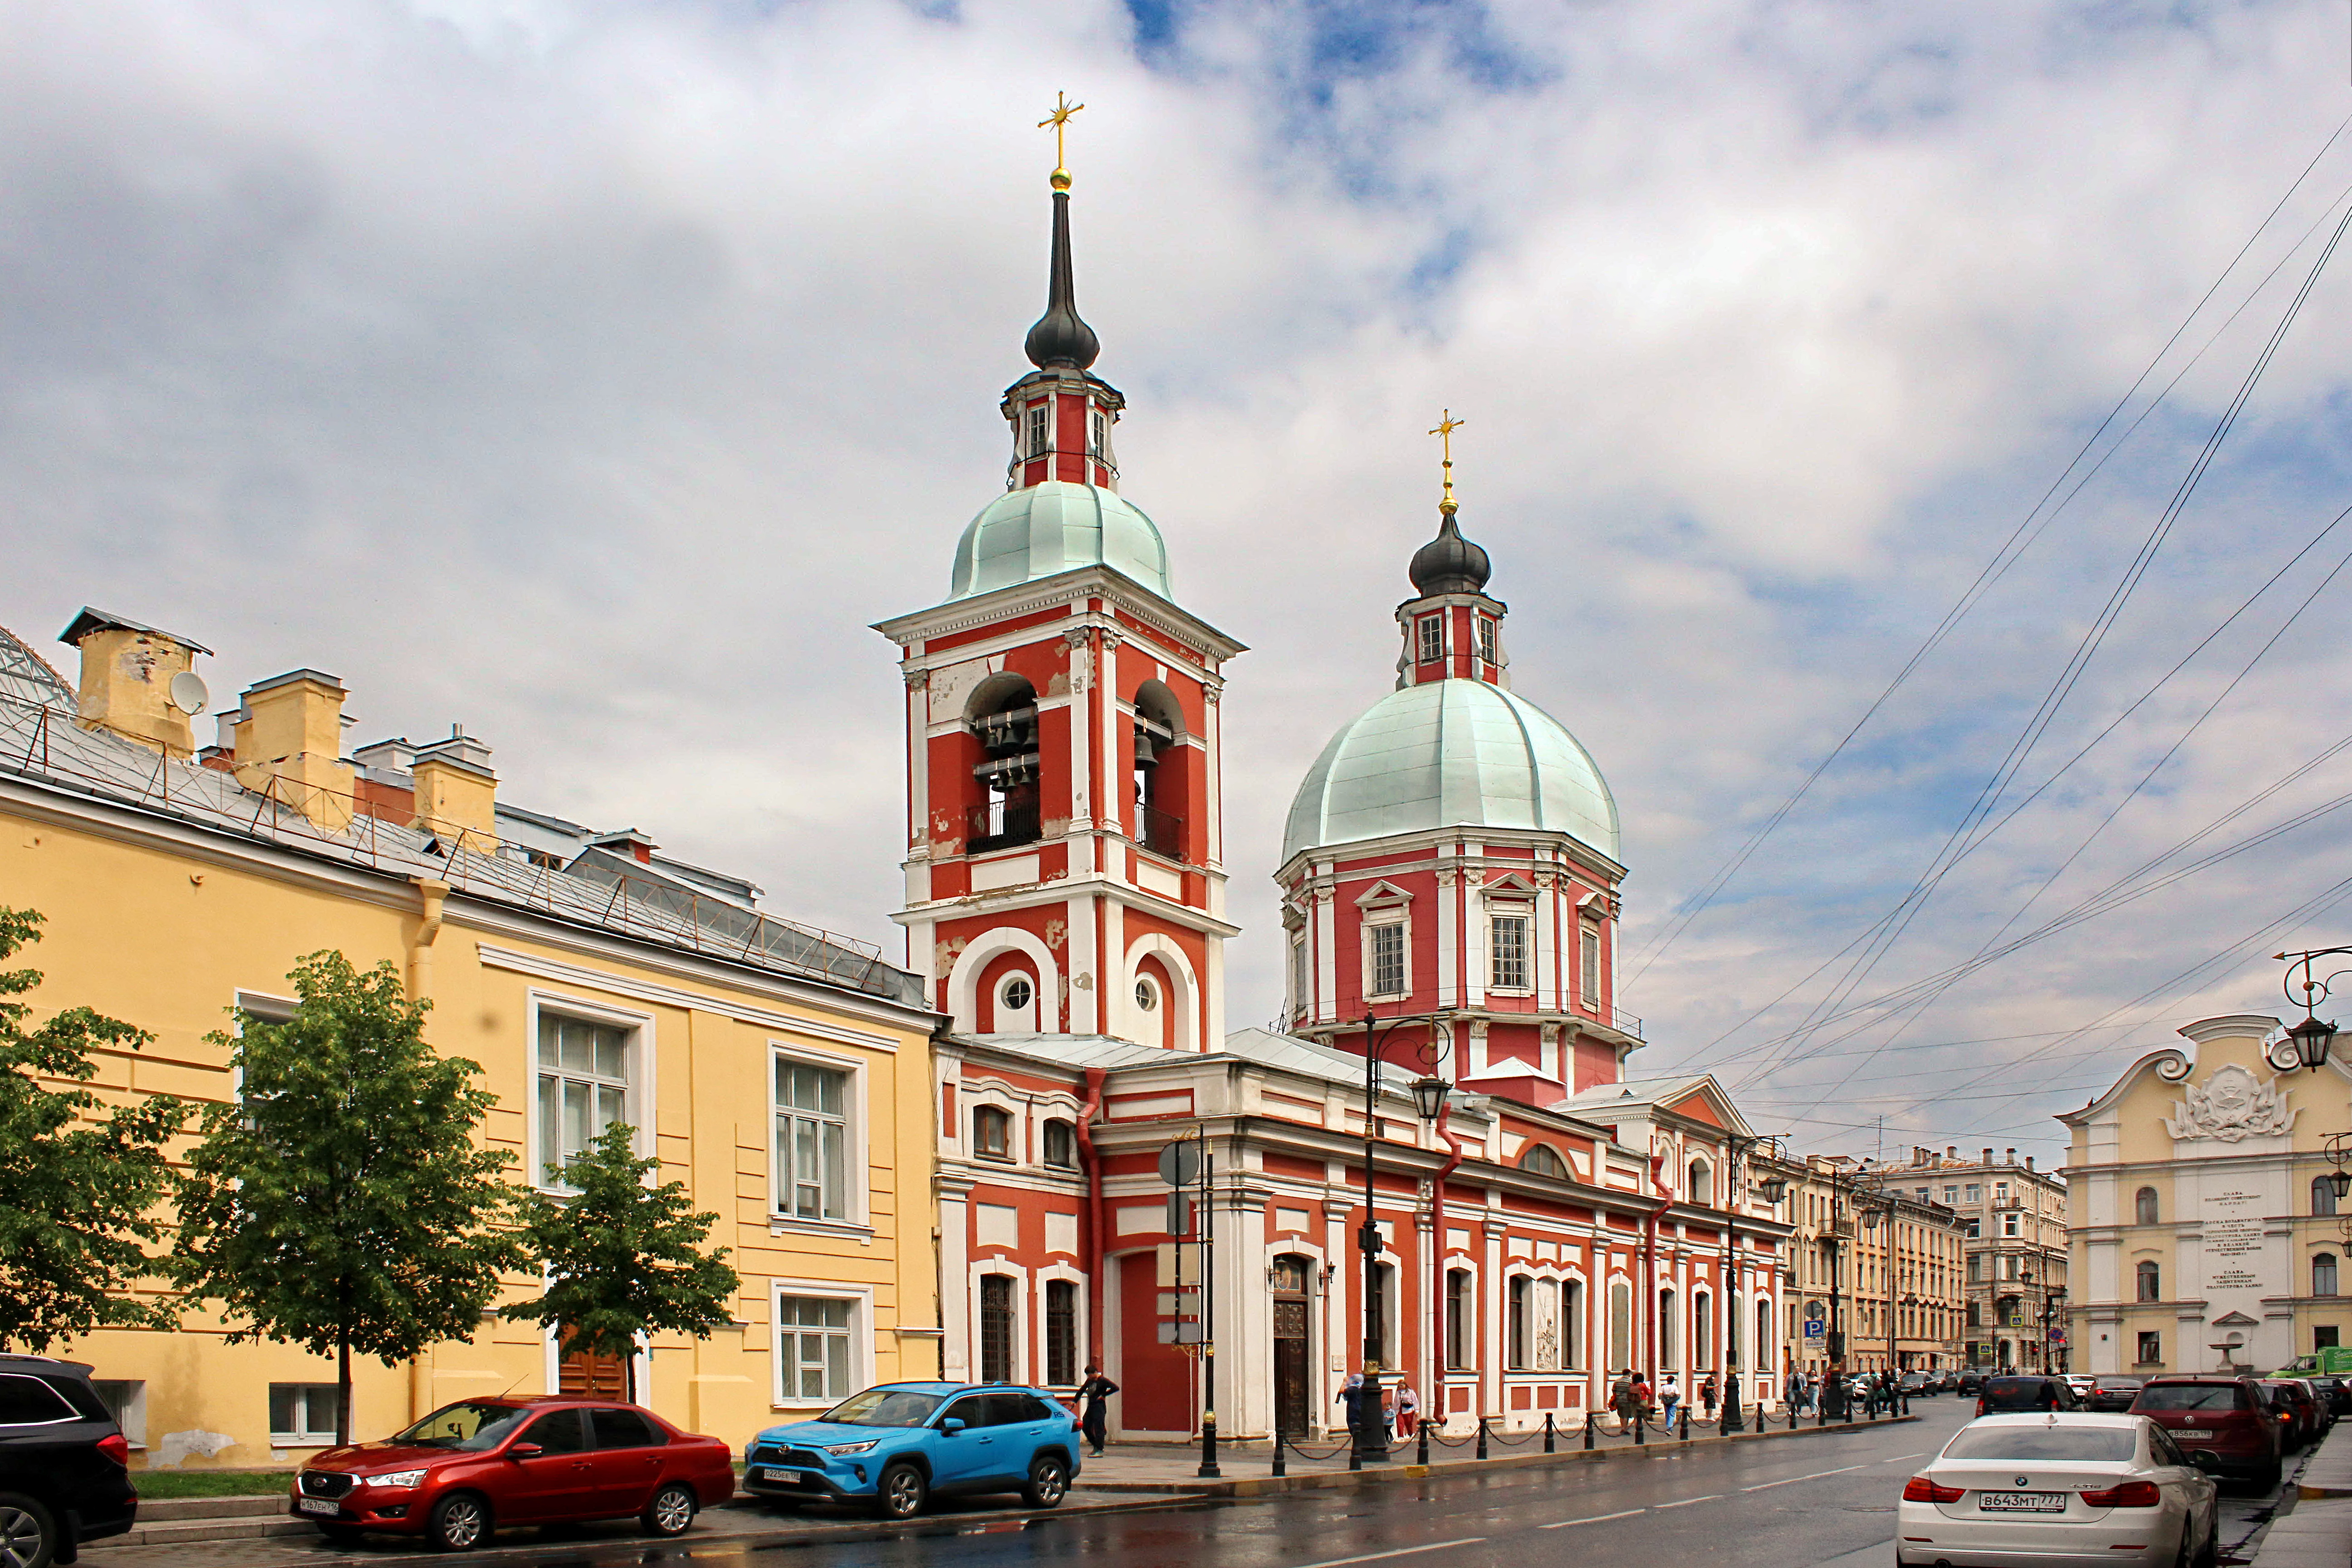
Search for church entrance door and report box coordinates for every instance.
[1272,1256,1311,1436]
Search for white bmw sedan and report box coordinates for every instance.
[1896,1413,2220,1568]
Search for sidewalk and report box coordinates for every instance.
[2256,1419,2352,1568]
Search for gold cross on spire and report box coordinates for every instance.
[1429,409,1465,514]
[1039,92,1085,192]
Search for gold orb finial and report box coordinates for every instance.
[1429,409,1466,514]
[1039,92,1084,191]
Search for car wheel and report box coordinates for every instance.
[2195,1510,2221,1568]
[0,1494,59,1568]
[1024,1455,1069,1509]
[426,1491,493,1553]
[876,1462,927,1520]
[641,1482,697,1539]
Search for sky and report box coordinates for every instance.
[6,0,2352,1166]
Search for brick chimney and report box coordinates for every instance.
[410,727,497,848]
[1982,1147,1994,1165]
[234,671,356,832]
[58,608,212,757]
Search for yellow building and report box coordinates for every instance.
[0,611,943,1467]
[2063,1014,2350,1376]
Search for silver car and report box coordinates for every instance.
[1897,1413,2220,1567]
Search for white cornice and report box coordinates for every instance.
[873,563,1247,664]
[473,943,911,1049]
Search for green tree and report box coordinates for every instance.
[503,1120,740,1401]
[0,906,186,1352]
[170,951,522,1445]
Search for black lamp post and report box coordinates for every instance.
[2276,949,2352,1071]
[1720,1137,1787,1434]
[1355,1010,1455,1465]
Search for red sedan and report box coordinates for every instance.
[287,1396,736,1551]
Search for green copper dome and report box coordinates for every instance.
[949,481,1171,600]
[1282,679,1620,865]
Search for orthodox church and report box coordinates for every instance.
[874,143,1791,1440]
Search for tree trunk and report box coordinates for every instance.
[337,1334,351,1448]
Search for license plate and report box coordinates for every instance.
[1979,1492,2067,1513]
[2174,1431,2214,1441]
[758,1467,804,1484]
[297,1498,342,1517]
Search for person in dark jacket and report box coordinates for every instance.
[1076,1363,1119,1456]
[1337,1371,1366,1446]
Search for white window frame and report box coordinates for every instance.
[1578,922,1602,1009]
[1417,614,1444,663]
[997,970,1039,1033]
[1477,617,1497,666]
[526,992,654,1194]
[769,1279,876,1410]
[268,1382,343,1447]
[1026,403,1049,458]
[1489,910,1532,993]
[769,1040,871,1234]
[1133,974,1160,1014]
[92,1379,146,1448]
[1364,919,1408,1001]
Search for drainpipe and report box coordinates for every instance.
[1077,1066,1108,1359]
[1430,1103,1465,1411]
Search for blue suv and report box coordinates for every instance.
[745,1382,1081,1519]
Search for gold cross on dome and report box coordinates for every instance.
[1039,92,1085,191]
[1428,410,1465,512]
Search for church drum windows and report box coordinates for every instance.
[1366,921,1406,1001]
[1416,615,1444,665]
[1490,913,1529,992]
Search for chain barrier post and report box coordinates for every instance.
[1272,1410,1286,1478]
[1542,1411,1555,1454]
[1635,1408,1646,1446]
[1678,1404,1689,1441]
[1417,1416,1430,1468]
[1348,1411,1363,1471]
[1476,1415,1490,1460]
[1583,1411,1596,1450]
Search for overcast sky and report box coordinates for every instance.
[8,0,2352,1165]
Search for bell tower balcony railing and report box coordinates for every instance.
[1137,803,1185,863]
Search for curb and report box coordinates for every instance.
[1076,1413,1925,1499]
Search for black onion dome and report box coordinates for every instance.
[1409,510,1492,596]
[1024,190,1100,370]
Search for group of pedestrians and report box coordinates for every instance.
[1335,1372,1422,1450]
[1780,1366,1904,1417]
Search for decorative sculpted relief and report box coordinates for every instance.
[1534,1281,1561,1370]
[2164,1063,2294,1143]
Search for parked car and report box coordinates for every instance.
[2064,1374,2097,1400]
[2086,1375,2148,1413]
[1976,1375,2081,1416]
[1898,1371,1935,1398]
[2302,1374,2352,1418]
[745,1382,1082,1519]
[2258,1379,2323,1452]
[287,1396,735,1551]
[1896,1413,2220,1568]
[2128,1375,2282,1490]
[0,1354,139,1568]
[1935,1370,1960,1392]
[1957,1371,1986,1396]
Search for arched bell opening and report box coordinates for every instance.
[966,673,1041,854]
[1131,680,1186,862]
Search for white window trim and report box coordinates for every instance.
[971,1264,1030,1386]
[525,990,657,1195]
[1362,917,1410,1003]
[1417,614,1445,663]
[1486,906,1534,995]
[1035,1260,1090,1387]
[769,1278,877,1411]
[997,970,1040,1032]
[769,1039,872,1230]
[267,1382,344,1448]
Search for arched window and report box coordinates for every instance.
[967,675,1041,853]
[1507,1276,1530,1369]
[1041,1119,1077,1169]
[1688,1160,1713,1206]
[1520,1144,1569,1180]
[1694,1290,1713,1366]
[2316,1176,2340,1218]
[2136,1260,2161,1303]
[1131,681,1186,861]
[2317,1254,2340,1298]
[1445,1268,1472,1368]
[2135,1186,2160,1225]
[973,1105,1013,1161]
[1659,1288,1680,1371]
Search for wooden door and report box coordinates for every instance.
[559,1340,629,1400]
[1273,1298,1310,1436]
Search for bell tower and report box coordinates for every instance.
[876,108,1245,1051]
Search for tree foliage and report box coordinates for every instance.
[503,1119,740,1397]
[0,906,186,1352]
[170,951,523,1443]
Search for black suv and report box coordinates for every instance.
[1974,1374,2080,1415]
[0,1355,137,1566]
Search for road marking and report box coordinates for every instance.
[1294,1539,1488,1568]
[1740,1463,1867,1491]
[1539,1510,1645,1528]
[1651,1494,1724,1509]
[1878,1452,1930,1462]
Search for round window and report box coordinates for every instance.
[1002,976,1034,1011]
[1135,978,1157,1011]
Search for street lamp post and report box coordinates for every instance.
[1355,1010,1455,1466]
[1720,1137,1787,1434]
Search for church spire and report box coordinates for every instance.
[1408,411,1491,597]
[1024,93,1099,372]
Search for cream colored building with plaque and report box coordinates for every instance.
[2061,1014,2351,1376]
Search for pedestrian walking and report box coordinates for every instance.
[1784,1367,1804,1416]
[1804,1372,1821,1416]
[1610,1369,1638,1431]
[1076,1363,1119,1456]
[1658,1373,1680,1428]
[1394,1379,1420,1439]
[1633,1373,1655,1424]
[1700,1374,1717,1421]
[1338,1371,1366,1446]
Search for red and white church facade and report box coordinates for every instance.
[877,168,1793,1439]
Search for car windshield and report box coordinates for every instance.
[393,1401,534,1451]
[1945,1427,2137,1462]
[817,1389,949,1428]
[2136,1385,2239,1411]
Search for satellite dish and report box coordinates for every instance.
[168,671,209,715]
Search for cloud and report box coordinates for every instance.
[5,0,2352,1161]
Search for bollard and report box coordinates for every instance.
[1272,1411,1286,1478]
[1584,1412,1596,1450]
[1788,1399,1798,1431]
[1678,1404,1689,1441]
[1476,1415,1490,1460]
[1544,1411,1556,1454]
[1417,1417,1430,1468]
[1348,1418,1363,1471]
[1635,1409,1646,1446]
